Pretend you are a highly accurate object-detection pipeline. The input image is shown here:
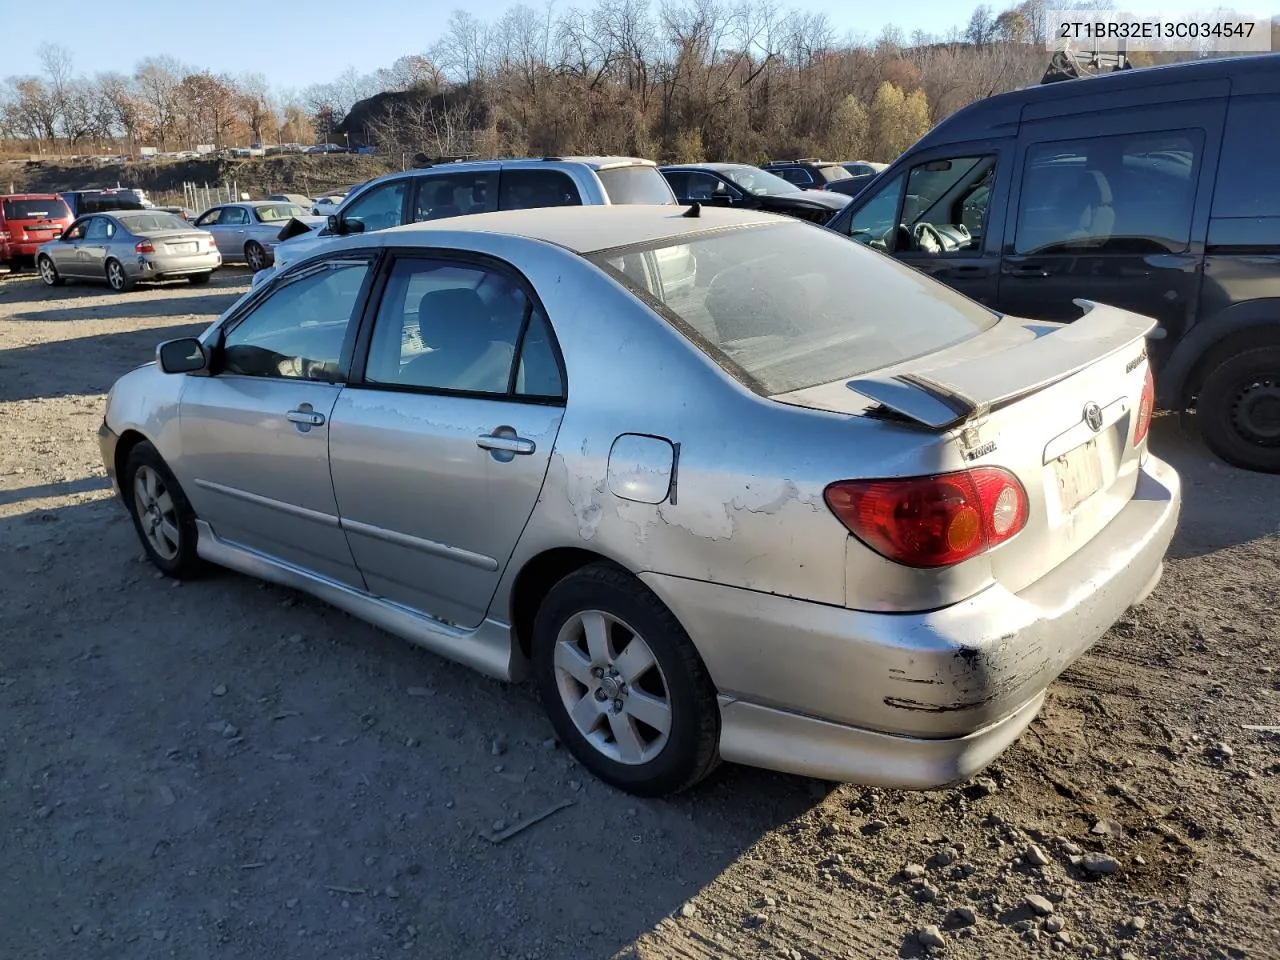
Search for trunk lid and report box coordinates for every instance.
[142,228,216,254]
[775,300,1157,594]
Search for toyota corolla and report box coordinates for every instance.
[98,206,1181,796]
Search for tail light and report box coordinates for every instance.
[824,467,1029,568]
[1133,367,1155,446]
[134,239,155,254]
[206,235,217,248]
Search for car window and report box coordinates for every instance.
[65,220,87,240]
[774,168,812,186]
[595,166,675,205]
[896,155,996,256]
[221,260,372,382]
[591,221,998,396]
[2,197,71,220]
[254,203,306,222]
[221,207,249,226]
[683,172,727,201]
[83,217,110,240]
[195,208,223,227]
[498,169,582,211]
[411,172,497,222]
[841,173,905,246]
[814,165,851,183]
[364,258,564,398]
[341,180,409,233]
[1212,94,1280,218]
[1016,130,1201,255]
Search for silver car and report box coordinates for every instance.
[37,210,220,291]
[193,201,326,272]
[98,207,1181,797]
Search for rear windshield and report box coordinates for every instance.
[597,166,676,205]
[77,195,145,214]
[814,165,852,183]
[3,198,71,221]
[116,212,191,232]
[589,222,998,395]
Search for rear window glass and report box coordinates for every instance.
[1213,93,1280,219]
[597,166,676,205]
[115,212,191,232]
[590,222,998,395]
[77,195,145,214]
[814,165,852,183]
[3,198,71,220]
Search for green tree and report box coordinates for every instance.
[827,94,869,160]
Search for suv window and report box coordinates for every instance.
[412,171,497,221]
[222,260,372,381]
[497,169,581,211]
[812,165,851,183]
[595,166,675,205]
[773,167,813,186]
[842,173,904,247]
[1212,94,1280,218]
[364,258,563,398]
[1016,130,1201,255]
[2,198,70,220]
[341,179,409,233]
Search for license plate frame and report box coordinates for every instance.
[171,242,198,254]
[1052,438,1105,514]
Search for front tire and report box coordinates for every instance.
[38,255,64,287]
[123,441,205,579]
[532,563,720,797]
[244,241,267,272]
[105,258,132,292]
[1196,345,1280,473]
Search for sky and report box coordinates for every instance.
[1,0,1269,89]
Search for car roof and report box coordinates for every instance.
[660,163,751,172]
[1,193,66,202]
[917,51,1280,148]
[371,205,781,255]
[351,156,659,193]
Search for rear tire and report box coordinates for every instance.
[1197,345,1280,473]
[37,255,64,286]
[123,441,205,579]
[244,241,267,272]
[532,563,720,797]
[105,258,132,292]
[187,271,212,285]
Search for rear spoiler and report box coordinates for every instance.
[846,300,1157,431]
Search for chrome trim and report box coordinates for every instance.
[340,516,500,572]
[194,520,522,680]
[192,478,341,527]
[1042,397,1126,463]
[716,693,1045,788]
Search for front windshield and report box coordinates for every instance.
[721,166,802,197]
[590,222,998,396]
[256,203,307,222]
[117,212,190,232]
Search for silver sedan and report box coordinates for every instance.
[97,207,1181,796]
[37,210,220,291]
[193,201,326,271]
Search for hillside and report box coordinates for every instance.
[1,154,398,203]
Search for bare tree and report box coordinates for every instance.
[135,56,185,150]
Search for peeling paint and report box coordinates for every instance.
[559,456,609,540]
[656,499,735,541]
[884,693,1001,713]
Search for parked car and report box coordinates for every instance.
[761,159,854,189]
[311,192,350,217]
[61,188,151,218]
[37,209,220,291]
[267,193,313,208]
[193,201,326,271]
[842,160,887,178]
[0,193,74,269]
[659,163,849,224]
[260,156,677,284]
[825,51,1280,474]
[823,175,878,199]
[99,205,1179,796]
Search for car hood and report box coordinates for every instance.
[783,189,851,211]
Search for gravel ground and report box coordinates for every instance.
[0,269,1276,960]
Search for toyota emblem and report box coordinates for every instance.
[1083,402,1103,433]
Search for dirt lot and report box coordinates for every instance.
[0,269,1276,960]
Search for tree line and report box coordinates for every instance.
[3,0,1259,164]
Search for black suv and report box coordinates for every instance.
[761,159,854,190]
[660,164,848,224]
[62,189,149,217]
[825,52,1280,473]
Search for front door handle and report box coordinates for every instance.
[286,409,326,426]
[1008,264,1050,278]
[477,433,535,455]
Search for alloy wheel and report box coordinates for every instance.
[552,609,673,765]
[133,465,180,560]
[107,261,126,290]
[38,258,56,285]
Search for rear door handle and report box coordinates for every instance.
[477,434,535,455]
[1008,264,1050,278]
[286,409,326,426]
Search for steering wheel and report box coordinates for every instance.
[913,223,945,254]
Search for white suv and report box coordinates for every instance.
[256,156,676,285]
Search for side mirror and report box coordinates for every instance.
[156,337,209,374]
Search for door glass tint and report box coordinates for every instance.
[1212,94,1280,218]
[1016,130,1201,255]
[843,173,904,248]
[498,170,582,210]
[83,218,110,240]
[341,180,408,233]
[221,260,372,381]
[900,156,994,255]
[412,172,497,222]
[364,258,563,398]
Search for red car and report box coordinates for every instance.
[0,194,74,269]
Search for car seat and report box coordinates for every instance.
[400,287,513,392]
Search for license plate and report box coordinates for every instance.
[1052,438,1105,514]
[170,242,197,253]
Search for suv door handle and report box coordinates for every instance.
[477,433,535,455]
[286,409,326,426]
[1008,264,1049,278]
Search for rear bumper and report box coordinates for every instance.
[640,454,1181,785]
[132,251,221,278]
